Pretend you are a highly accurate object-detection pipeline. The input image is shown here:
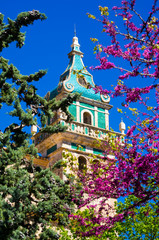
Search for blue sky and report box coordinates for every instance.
[0,0,154,133]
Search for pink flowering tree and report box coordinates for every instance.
[69,0,159,237]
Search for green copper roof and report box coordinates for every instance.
[50,36,110,103]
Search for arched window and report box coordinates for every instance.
[78,156,87,171]
[92,159,100,169]
[93,159,100,165]
[92,160,100,173]
[81,109,93,126]
[83,112,92,125]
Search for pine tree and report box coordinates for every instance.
[0,11,79,239]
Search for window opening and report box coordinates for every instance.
[93,159,100,165]
[83,112,92,125]
[78,156,87,171]
[78,76,87,87]
[92,159,100,169]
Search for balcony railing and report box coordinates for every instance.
[33,120,124,146]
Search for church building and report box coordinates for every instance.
[32,35,125,176]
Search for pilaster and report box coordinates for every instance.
[105,109,109,130]
[76,101,80,122]
[94,106,98,127]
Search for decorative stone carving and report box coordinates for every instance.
[63,82,74,92]
[101,94,110,103]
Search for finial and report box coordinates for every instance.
[74,24,76,37]
[71,26,80,48]
[119,118,126,134]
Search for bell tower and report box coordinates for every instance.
[32,36,125,177]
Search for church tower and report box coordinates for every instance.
[32,36,125,176]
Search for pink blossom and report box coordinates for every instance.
[73,0,159,237]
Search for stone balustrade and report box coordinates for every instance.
[33,121,124,146]
[66,121,123,141]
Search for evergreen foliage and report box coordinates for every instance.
[0,11,79,239]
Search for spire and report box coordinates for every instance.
[69,26,81,53]
[50,35,111,105]
[74,24,76,37]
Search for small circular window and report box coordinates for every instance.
[77,75,87,88]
